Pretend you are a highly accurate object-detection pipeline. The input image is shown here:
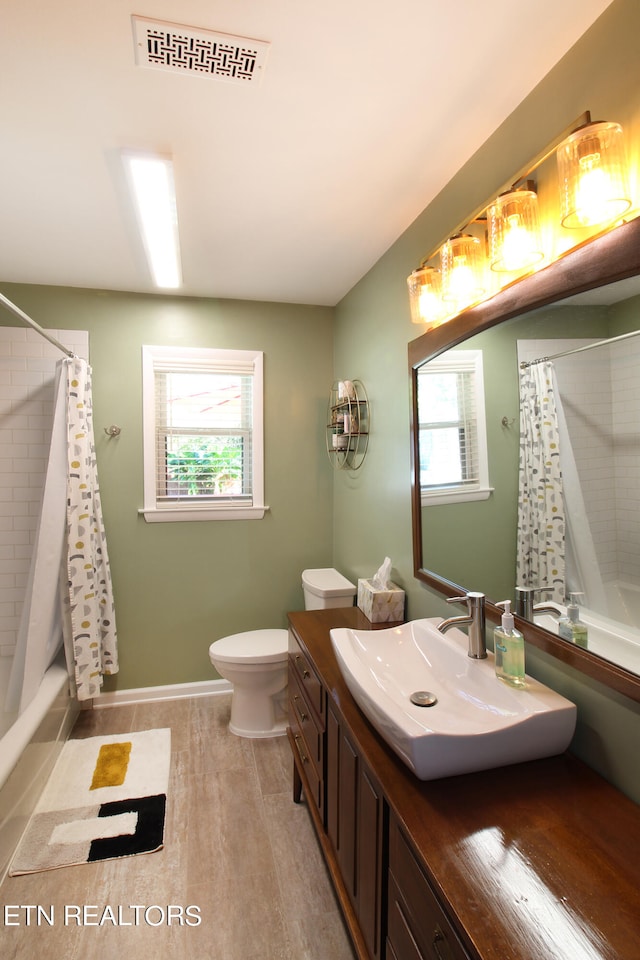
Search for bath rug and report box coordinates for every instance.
[9,728,170,875]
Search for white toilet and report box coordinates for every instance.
[208,568,356,738]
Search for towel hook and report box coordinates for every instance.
[104,425,121,437]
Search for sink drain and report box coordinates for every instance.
[410,691,438,707]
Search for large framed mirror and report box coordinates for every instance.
[410,217,640,702]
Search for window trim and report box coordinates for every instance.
[141,344,266,522]
[419,349,493,506]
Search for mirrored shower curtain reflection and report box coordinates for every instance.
[517,341,608,613]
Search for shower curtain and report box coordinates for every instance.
[516,361,565,603]
[62,358,118,700]
[7,357,118,713]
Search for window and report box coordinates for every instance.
[417,350,492,505]
[142,345,265,522]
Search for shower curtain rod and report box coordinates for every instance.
[520,328,640,368]
[0,290,75,359]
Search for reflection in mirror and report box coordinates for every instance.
[410,218,640,701]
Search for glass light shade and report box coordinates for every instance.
[488,190,544,272]
[557,121,631,229]
[407,265,444,325]
[440,234,487,309]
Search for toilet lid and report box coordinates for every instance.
[209,628,288,664]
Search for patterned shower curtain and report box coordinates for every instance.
[61,358,118,700]
[516,361,565,604]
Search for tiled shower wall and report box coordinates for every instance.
[0,327,89,662]
[611,336,640,586]
[554,342,618,585]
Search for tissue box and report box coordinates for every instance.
[357,578,405,623]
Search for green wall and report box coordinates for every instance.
[332,0,640,803]
[1,284,334,690]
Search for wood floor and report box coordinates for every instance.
[1,693,356,960]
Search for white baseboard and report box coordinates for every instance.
[90,677,233,709]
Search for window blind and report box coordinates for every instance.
[418,356,481,490]
[154,366,253,503]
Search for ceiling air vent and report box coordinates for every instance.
[132,16,270,86]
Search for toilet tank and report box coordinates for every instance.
[302,568,357,610]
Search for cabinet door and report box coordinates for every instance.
[327,704,340,847]
[357,764,384,960]
[326,700,385,960]
[338,730,358,900]
[388,814,470,960]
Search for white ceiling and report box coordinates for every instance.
[0,1,615,306]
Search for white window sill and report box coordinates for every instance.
[140,505,268,523]
[422,486,493,507]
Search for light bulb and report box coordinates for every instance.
[575,146,613,227]
[449,257,476,301]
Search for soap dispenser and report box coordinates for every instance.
[494,601,526,688]
[558,593,588,649]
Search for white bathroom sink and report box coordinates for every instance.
[330,618,576,781]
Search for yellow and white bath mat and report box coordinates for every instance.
[9,728,171,875]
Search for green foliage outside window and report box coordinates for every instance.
[166,437,243,497]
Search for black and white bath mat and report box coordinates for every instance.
[9,728,170,875]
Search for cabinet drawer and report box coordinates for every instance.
[389,816,470,960]
[289,667,323,772]
[289,710,324,817]
[288,637,325,721]
[387,875,425,960]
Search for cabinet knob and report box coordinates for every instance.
[294,695,308,721]
[432,926,449,960]
[295,655,311,679]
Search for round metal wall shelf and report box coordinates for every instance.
[326,379,369,471]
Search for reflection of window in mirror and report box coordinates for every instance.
[418,350,492,505]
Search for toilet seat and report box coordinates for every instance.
[209,628,288,665]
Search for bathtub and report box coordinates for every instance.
[535,599,640,676]
[0,651,79,882]
[604,580,640,631]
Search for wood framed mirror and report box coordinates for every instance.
[409,217,640,702]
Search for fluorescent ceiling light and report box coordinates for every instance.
[123,153,182,289]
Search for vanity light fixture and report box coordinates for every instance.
[488,187,545,273]
[123,152,182,289]
[440,234,487,311]
[406,111,634,327]
[407,264,445,326]
[557,120,631,229]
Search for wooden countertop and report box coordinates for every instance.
[288,607,640,960]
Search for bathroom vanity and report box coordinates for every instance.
[287,607,640,960]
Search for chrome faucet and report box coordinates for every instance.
[515,586,560,621]
[438,592,487,659]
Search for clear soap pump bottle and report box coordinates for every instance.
[494,600,526,688]
[558,593,588,649]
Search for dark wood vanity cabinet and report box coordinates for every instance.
[327,700,385,960]
[288,615,386,959]
[287,608,640,960]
